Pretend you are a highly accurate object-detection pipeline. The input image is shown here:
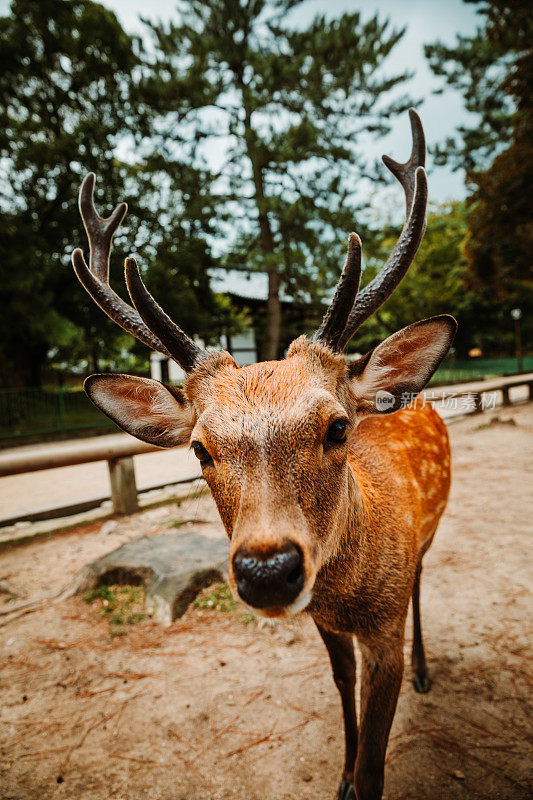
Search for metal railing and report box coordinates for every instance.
[0,386,116,441]
[428,356,533,386]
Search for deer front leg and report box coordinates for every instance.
[355,638,404,800]
[315,622,358,800]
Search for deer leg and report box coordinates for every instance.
[355,639,404,800]
[315,622,358,800]
[411,561,431,693]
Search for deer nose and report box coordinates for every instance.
[232,543,305,609]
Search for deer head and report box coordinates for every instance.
[72,110,456,618]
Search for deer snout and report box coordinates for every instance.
[232,542,305,610]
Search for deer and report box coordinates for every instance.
[71,109,456,800]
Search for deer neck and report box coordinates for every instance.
[308,453,388,631]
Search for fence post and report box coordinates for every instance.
[502,386,511,406]
[107,456,139,515]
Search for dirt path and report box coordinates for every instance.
[0,405,532,800]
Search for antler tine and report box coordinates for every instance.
[337,109,428,350]
[382,107,425,216]
[125,257,207,374]
[78,172,127,281]
[73,173,207,371]
[71,249,172,356]
[72,173,173,357]
[312,233,362,351]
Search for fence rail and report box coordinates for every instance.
[0,436,177,519]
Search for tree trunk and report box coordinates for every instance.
[265,265,281,360]
[28,348,45,388]
[251,168,281,360]
[91,343,99,374]
[242,104,281,360]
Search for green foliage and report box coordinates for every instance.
[350,202,482,356]
[0,0,138,386]
[138,0,415,358]
[464,130,533,350]
[0,0,233,387]
[426,0,533,354]
[193,582,255,623]
[424,0,530,173]
[4,0,523,384]
[193,582,238,613]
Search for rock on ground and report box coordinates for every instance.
[74,531,230,624]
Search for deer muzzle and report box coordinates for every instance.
[232,541,307,613]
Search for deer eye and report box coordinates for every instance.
[326,419,348,445]
[191,441,213,466]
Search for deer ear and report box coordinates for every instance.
[84,374,195,447]
[348,315,457,414]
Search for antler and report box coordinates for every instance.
[312,233,361,350]
[125,257,207,373]
[337,109,427,350]
[72,173,206,372]
[313,109,427,352]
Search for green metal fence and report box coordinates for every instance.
[0,386,116,441]
[428,356,533,386]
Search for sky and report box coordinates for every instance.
[0,0,482,202]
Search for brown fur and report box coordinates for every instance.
[74,131,452,797]
[87,334,452,800]
[182,339,451,799]
[310,404,450,635]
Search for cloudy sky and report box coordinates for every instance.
[1,0,482,201]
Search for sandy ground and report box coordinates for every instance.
[0,404,532,800]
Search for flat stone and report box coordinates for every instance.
[74,532,230,625]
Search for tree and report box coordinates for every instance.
[425,0,533,354]
[137,0,415,359]
[0,0,231,387]
[352,201,484,357]
[0,0,139,386]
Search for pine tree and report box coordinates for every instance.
[0,0,140,385]
[138,0,414,359]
